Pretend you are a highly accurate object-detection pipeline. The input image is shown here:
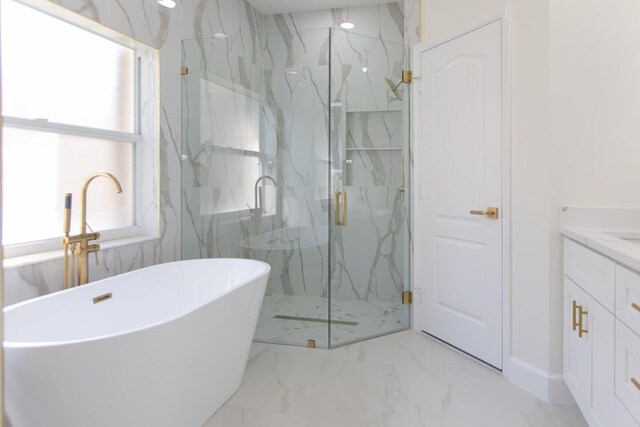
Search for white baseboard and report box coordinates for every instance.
[506,357,575,404]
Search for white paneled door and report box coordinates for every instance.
[417,21,503,369]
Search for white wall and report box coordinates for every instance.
[420,0,640,403]
[419,0,562,401]
[551,0,640,209]
[423,0,504,41]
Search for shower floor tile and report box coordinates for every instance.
[254,294,406,348]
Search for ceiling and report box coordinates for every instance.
[247,0,398,15]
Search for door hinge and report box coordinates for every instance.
[402,70,412,84]
[402,291,413,305]
[180,66,189,75]
[307,339,316,348]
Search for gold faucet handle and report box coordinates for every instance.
[94,249,100,266]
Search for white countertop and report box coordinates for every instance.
[562,227,640,272]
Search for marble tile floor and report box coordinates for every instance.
[254,294,406,348]
[204,330,587,427]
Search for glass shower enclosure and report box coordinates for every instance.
[181,28,409,348]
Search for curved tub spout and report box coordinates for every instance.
[81,172,123,235]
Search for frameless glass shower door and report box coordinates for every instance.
[181,30,332,348]
[181,28,409,349]
[329,29,410,346]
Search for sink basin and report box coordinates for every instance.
[602,231,640,246]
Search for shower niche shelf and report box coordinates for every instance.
[344,110,403,187]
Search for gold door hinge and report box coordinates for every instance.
[402,70,412,84]
[180,66,189,75]
[307,339,316,348]
[402,291,413,305]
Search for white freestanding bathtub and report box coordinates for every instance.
[4,258,270,427]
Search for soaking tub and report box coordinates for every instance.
[4,258,270,427]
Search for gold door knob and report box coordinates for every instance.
[469,207,499,219]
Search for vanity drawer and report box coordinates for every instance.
[617,265,640,336]
[616,397,640,427]
[615,320,640,424]
[564,238,615,312]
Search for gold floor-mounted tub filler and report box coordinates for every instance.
[62,172,123,288]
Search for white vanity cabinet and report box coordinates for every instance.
[615,265,640,424]
[563,276,615,426]
[563,237,640,427]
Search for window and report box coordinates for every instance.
[1,0,159,257]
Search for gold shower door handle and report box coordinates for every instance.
[335,191,347,226]
[469,207,499,219]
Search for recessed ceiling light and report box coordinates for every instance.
[213,32,228,39]
[362,67,368,73]
[340,22,355,30]
[157,0,176,9]
[286,68,298,74]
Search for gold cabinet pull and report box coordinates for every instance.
[578,306,589,337]
[632,377,640,391]
[334,191,347,226]
[572,300,579,331]
[469,207,499,219]
[632,303,640,313]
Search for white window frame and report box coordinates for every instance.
[2,0,160,262]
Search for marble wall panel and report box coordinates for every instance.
[258,3,409,304]
[345,111,403,187]
[404,0,421,47]
[331,187,406,303]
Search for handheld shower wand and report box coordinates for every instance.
[63,193,72,289]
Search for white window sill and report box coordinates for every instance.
[3,234,160,269]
